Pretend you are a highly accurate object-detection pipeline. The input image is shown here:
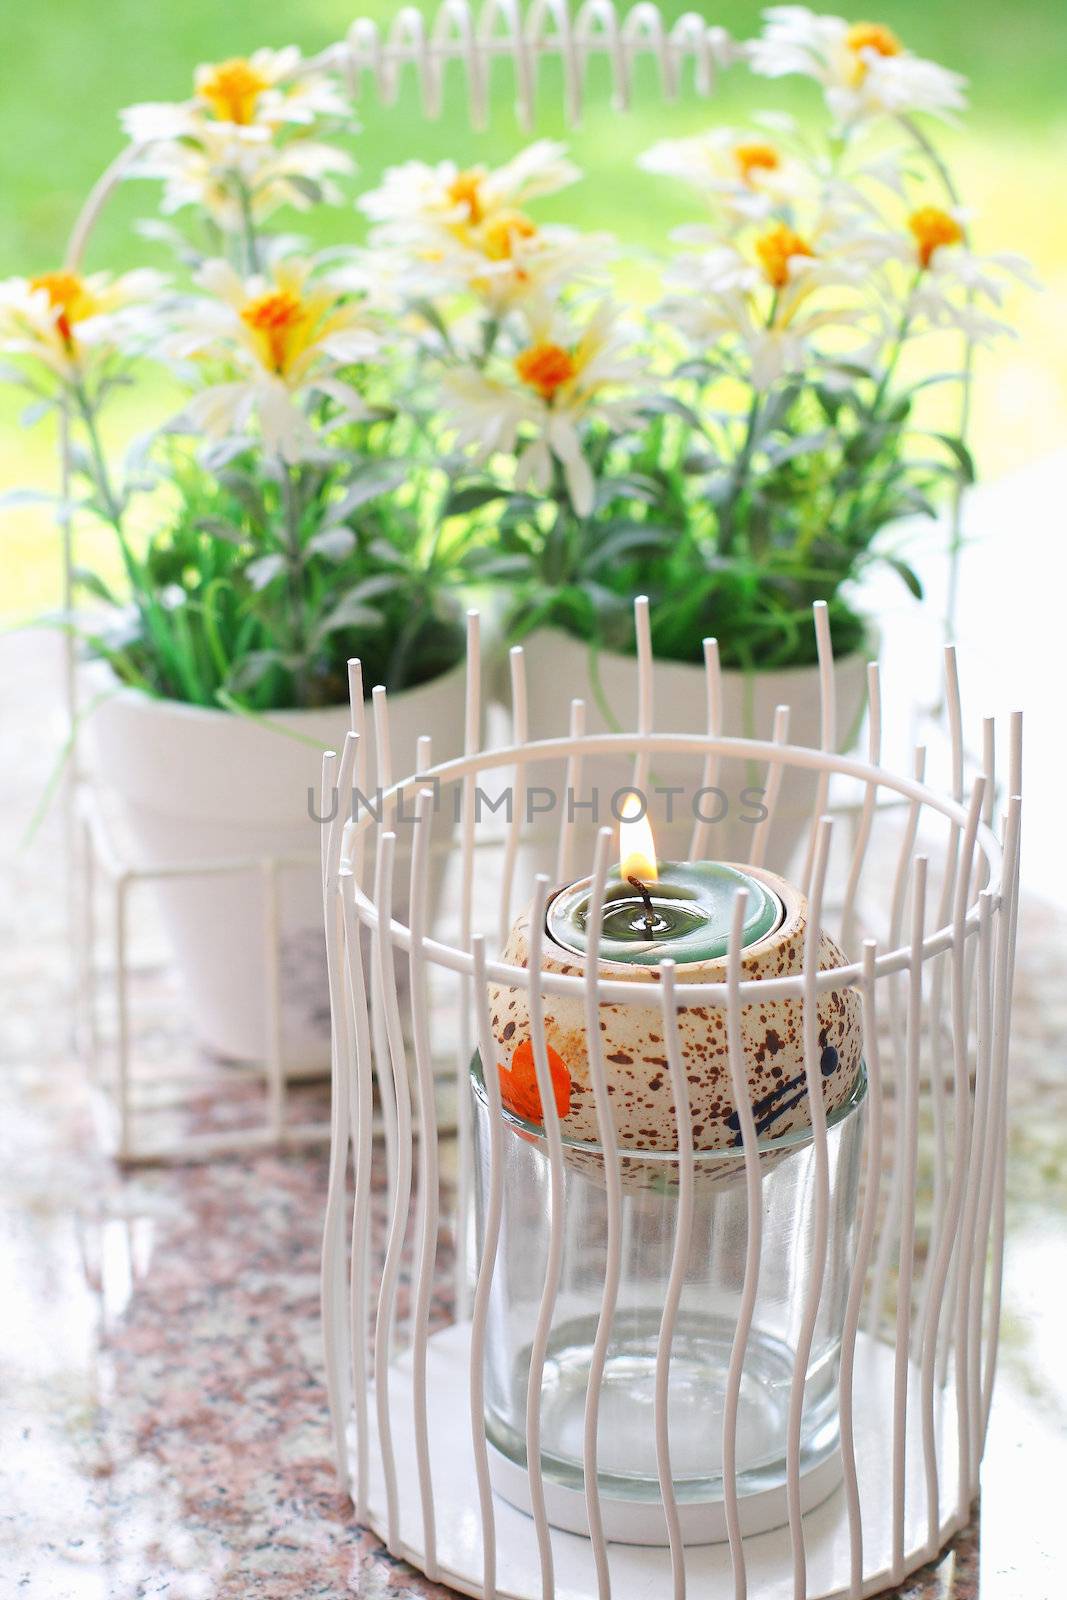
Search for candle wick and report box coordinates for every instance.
[627,875,657,937]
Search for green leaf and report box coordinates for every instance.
[246,553,288,591]
[444,482,507,516]
[638,394,703,429]
[460,550,530,579]
[763,431,832,467]
[325,462,409,523]
[286,175,324,205]
[225,651,291,694]
[886,557,924,600]
[584,524,678,572]
[20,398,55,427]
[194,516,247,546]
[313,574,404,642]
[306,526,356,562]
[71,566,118,604]
[933,433,976,484]
[411,298,454,349]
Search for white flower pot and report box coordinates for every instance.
[508,628,871,878]
[81,660,468,1074]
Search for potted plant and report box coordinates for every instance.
[1,49,474,1072]
[357,10,1030,871]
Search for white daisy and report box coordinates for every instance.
[875,205,1038,342]
[122,48,349,143]
[358,141,588,309]
[166,257,383,461]
[129,119,353,231]
[360,140,579,240]
[0,268,165,384]
[439,300,643,515]
[660,214,879,388]
[121,50,353,231]
[748,8,967,128]
[639,127,805,220]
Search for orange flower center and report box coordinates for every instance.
[199,58,271,125]
[754,224,814,289]
[733,141,781,185]
[845,21,902,83]
[908,206,965,269]
[240,288,310,375]
[846,21,902,57]
[447,169,486,225]
[30,270,93,344]
[515,340,578,399]
[481,210,538,262]
[499,1038,572,1125]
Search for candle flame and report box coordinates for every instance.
[619,792,658,883]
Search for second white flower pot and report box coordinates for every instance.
[508,627,871,877]
[81,658,468,1075]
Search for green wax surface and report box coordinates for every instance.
[546,861,783,967]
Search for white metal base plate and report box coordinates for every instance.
[486,1438,843,1546]
[355,1322,967,1600]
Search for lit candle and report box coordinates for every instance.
[545,793,782,966]
[487,802,863,1173]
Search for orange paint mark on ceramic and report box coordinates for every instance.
[499,1037,572,1124]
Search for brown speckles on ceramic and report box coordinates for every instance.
[487,865,862,1171]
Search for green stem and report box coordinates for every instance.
[72,380,125,530]
[717,292,779,557]
[718,390,761,560]
[281,465,310,704]
[898,113,974,643]
[233,177,262,276]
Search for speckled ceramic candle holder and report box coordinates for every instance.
[486,863,862,1191]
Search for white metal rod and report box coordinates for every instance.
[654,958,693,1600]
[372,831,415,1553]
[748,702,789,870]
[523,874,567,1600]
[721,887,765,1598]
[785,815,834,1600]
[580,827,622,1600]
[800,602,835,897]
[262,860,285,1137]
[915,648,964,1356]
[917,777,984,1546]
[407,789,440,1578]
[556,697,586,884]
[114,875,130,1161]
[980,789,1022,1444]
[866,744,927,1338]
[454,608,482,1321]
[469,935,504,1600]
[320,742,356,1495]
[840,661,883,952]
[688,637,722,861]
[341,867,375,1520]
[891,853,928,1580]
[631,593,653,798]
[344,728,999,847]
[958,889,994,1511]
[498,646,529,951]
[839,940,885,1598]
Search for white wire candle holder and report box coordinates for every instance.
[321,584,1021,1599]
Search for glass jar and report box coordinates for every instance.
[471,1055,867,1544]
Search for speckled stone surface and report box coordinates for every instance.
[2,633,1065,1599]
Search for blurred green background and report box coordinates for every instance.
[3,0,1066,620]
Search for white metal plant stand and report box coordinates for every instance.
[321,581,1020,1598]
